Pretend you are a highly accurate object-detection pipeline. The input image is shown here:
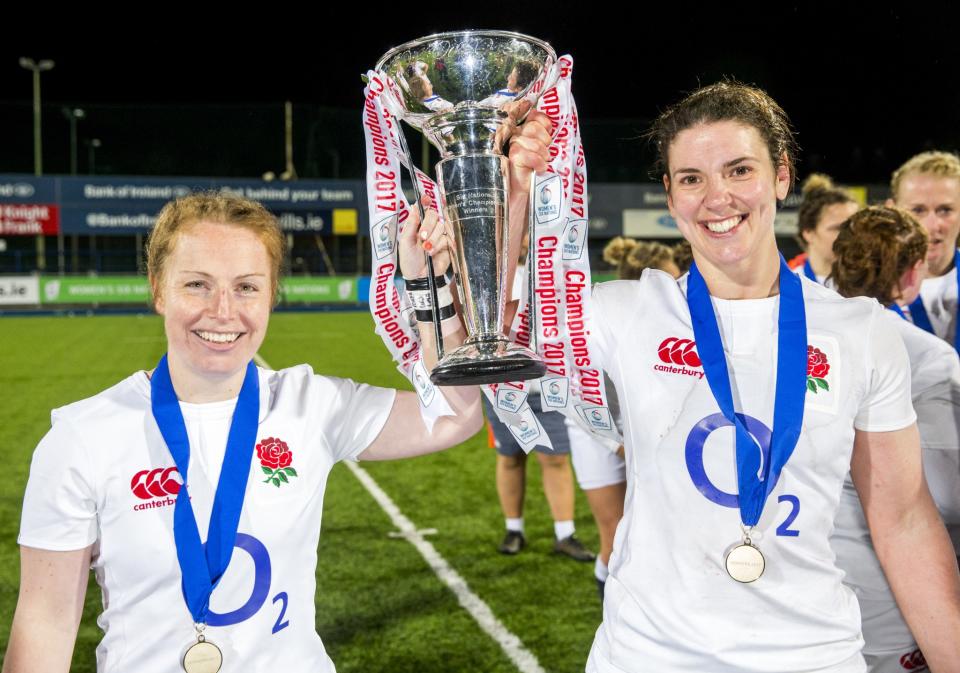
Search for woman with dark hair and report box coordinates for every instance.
[796,173,859,284]
[831,205,960,673]
[508,81,960,672]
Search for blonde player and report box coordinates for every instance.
[888,151,960,349]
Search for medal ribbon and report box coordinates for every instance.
[687,255,807,526]
[889,303,906,320]
[802,258,818,283]
[151,354,260,624]
[908,249,959,353]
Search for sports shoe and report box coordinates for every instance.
[498,530,526,555]
[554,534,596,562]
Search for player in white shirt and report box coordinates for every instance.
[888,151,960,349]
[795,173,859,286]
[590,236,682,594]
[1,130,554,673]
[515,82,960,673]
[830,205,960,673]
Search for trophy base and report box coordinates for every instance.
[430,336,546,386]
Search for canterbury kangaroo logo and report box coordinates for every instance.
[131,467,182,499]
[657,337,702,368]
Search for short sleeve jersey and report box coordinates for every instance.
[19,364,395,673]
[586,271,915,673]
[916,263,958,344]
[832,312,960,654]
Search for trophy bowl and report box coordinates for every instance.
[376,31,557,386]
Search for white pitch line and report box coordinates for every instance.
[253,352,544,673]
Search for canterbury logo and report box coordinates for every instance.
[657,337,702,368]
[131,467,182,499]
[900,650,927,671]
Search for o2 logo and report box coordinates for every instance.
[204,533,290,634]
[684,413,800,537]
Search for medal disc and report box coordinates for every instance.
[725,543,765,583]
[183,639,222,673]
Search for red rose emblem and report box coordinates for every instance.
[807,346,830,379]
[806,346,831,394]
[256,437,298,488]
[257,437,292,470]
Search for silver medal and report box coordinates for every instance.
[183,626,222,673]
[725,528,765,583]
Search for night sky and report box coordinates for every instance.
[2,3,958,182]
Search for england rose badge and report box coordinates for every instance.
[806,346,830,394]
[257,437,298,487]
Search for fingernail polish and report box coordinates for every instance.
[424,241,433,253]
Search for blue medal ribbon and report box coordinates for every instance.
[151,354,260,624]
[888,304,906,320]
[802,258,818,283]
[908,249,959,354]
[687,255,807,527]
[907,297,935,333]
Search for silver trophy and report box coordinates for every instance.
[376,30,557,386]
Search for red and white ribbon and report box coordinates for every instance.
[509,56,621,448]
[362,72,453,431]
[362,58,621,449]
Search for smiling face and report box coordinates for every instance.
[894,173,960,277]
[664,120,790,282]
[802,201,860,269]
[153,220,273,400]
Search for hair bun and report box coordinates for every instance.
[801,173,836,196]
[602,236,639,266]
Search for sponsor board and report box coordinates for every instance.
[0,204,60,235]
[41,277,152,304]
[279,277,357,303]
[33,276,360,305]
[0,276,40,305]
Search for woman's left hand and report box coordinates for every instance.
[398,196,454,280]
[506,109,552,196]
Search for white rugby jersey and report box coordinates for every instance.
[586,270,915,673]
[832,311,960,662]
[916,262,958,344]
[791,263,834,289]
[19,365,394,673]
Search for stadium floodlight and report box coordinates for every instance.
[62,107,86,175]
[86,138,102,174]
[19,57,56,176]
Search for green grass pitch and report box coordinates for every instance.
[0,312,606,672]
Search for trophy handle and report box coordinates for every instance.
[393,123,446,360]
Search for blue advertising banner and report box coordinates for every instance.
[1,174,852,239]
[0,175,364,236]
